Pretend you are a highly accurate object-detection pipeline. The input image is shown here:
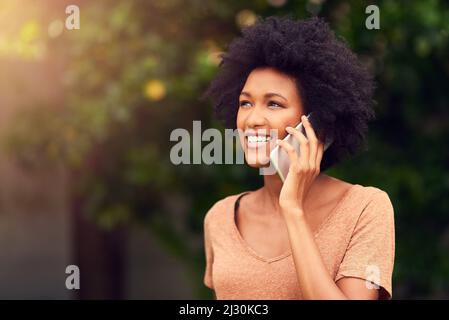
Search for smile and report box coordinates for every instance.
[245,133,273,149]
[246,135,272,143]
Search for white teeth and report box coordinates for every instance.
[247,136,271,143]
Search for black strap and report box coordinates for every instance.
[234,192,251,218]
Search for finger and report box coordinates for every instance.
[276,139,299,170]
[285,125,309,169]
[300,115,319,169]
[315,141,324,171]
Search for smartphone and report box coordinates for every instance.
[269,112,333,182]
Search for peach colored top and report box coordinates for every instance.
[203,184,395,300]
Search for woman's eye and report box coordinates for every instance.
[239,100,284,109]
[268,101,283,109]
[239,101,252,108]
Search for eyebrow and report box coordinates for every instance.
[240,91,287,102]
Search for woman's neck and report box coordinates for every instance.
[259,172,328,217]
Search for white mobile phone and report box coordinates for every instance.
[269,113,333,182]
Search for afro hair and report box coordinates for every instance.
[202,16,376,172]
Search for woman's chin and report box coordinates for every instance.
[244,154,271,168]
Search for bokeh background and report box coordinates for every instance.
[0,0,448,299]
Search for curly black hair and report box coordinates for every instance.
[202,16,376,172]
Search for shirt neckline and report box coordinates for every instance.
[230,184,360,263]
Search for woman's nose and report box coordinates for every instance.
[245,105,267,128]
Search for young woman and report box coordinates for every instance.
[202,16,395,300]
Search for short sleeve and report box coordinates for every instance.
[203,213,214,289]
[335,191,395,299]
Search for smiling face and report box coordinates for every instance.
[237,67,306,168]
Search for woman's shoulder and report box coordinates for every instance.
[326,177,393,216]
[347,183,394,219]
[203,191,248,226]
[354,184,393,204]
[329,180,394,232]
[328,176,392,202]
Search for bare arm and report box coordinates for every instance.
[283,209,378,300]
